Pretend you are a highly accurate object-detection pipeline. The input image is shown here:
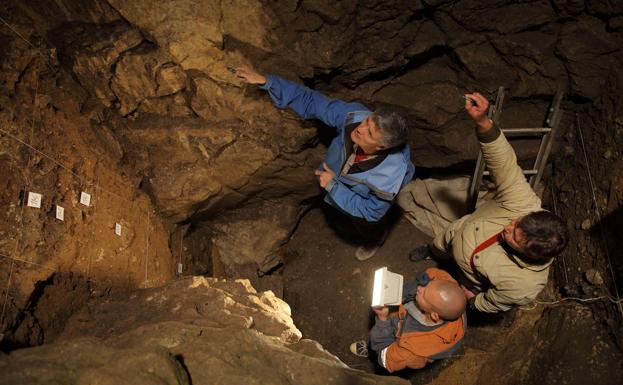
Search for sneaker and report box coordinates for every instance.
[350,340,368,358]
[408,244,432,262]
[355,244,381,261]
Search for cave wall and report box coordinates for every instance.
[0,1,175,348]
[549,69,623,342]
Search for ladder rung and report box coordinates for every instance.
[483,169,538,176]
[502,127,551,136]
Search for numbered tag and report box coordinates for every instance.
[177,263,183,274]
[115,223,122,236]
[27,192,42,208]
[55,205,64,221]
[80,191,91,206]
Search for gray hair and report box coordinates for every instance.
[372,107,408,149]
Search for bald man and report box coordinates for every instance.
[350,267,466,372]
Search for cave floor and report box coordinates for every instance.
[281,207,425,373]
[280,206,475,383]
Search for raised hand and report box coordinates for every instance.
[235,64,267,85]
[465,92,492,131]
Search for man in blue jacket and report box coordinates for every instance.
[236,65,415,260]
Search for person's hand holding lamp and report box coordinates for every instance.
[372,306,389,321]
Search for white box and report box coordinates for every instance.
[55,205,64,221]
[27,192,42,208]
[372,267,404,307]
[80,191,91,206]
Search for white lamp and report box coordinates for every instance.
[371,267,403,307]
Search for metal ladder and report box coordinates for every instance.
[466,88,564,212]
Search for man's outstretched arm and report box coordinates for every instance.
[236,65,367,130]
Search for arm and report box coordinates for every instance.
[324,180,392,222]
[236,65,367,130]
[370,306,430,372]
[465,93,540,212]
[471,285,538,313]
[369,307,396,352]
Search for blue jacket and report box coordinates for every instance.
[260,75,415,222]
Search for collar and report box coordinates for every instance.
[501,243,554,271]
[404,301,443,327]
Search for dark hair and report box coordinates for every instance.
[517,211,568,262]
[373,108,408,149]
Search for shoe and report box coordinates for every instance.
[408,244,432,262]
[355,244,380,261]
[350,340,368,358]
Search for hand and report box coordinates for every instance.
[234,64,267,85]
[372,306,389,321]
[314,162,336,189]
[461,284,476,300]
[464,92,492,131]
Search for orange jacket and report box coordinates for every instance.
[384,268,466,372]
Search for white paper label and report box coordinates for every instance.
[55,205,64,221]
[115,223,122,236]
[178,263,183,274]
[27,192,42,208]
[80,191,91,206]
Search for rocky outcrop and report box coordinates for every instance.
[39,2,323,272]
[0,276,408,385]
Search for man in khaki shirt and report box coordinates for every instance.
[400,92,568,313]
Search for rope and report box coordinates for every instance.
[0,15,36,48]
[0,253,57,272]
[575,113,623,316]
[536,296,623,306]
[549,180,569,285]
[0,125,128,201]
[144,209,150,286]
[0,15,54,70]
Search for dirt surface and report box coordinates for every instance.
[282,206,443,381]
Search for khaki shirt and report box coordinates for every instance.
[434,128,551,313]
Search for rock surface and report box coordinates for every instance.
[0,276,408,385]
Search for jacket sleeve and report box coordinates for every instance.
[324,179,392,222]
[384,344,430,372]
[478,124,541,213]
[369,317,397,353]
[260,75,368,132]
[473,285,538,313]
